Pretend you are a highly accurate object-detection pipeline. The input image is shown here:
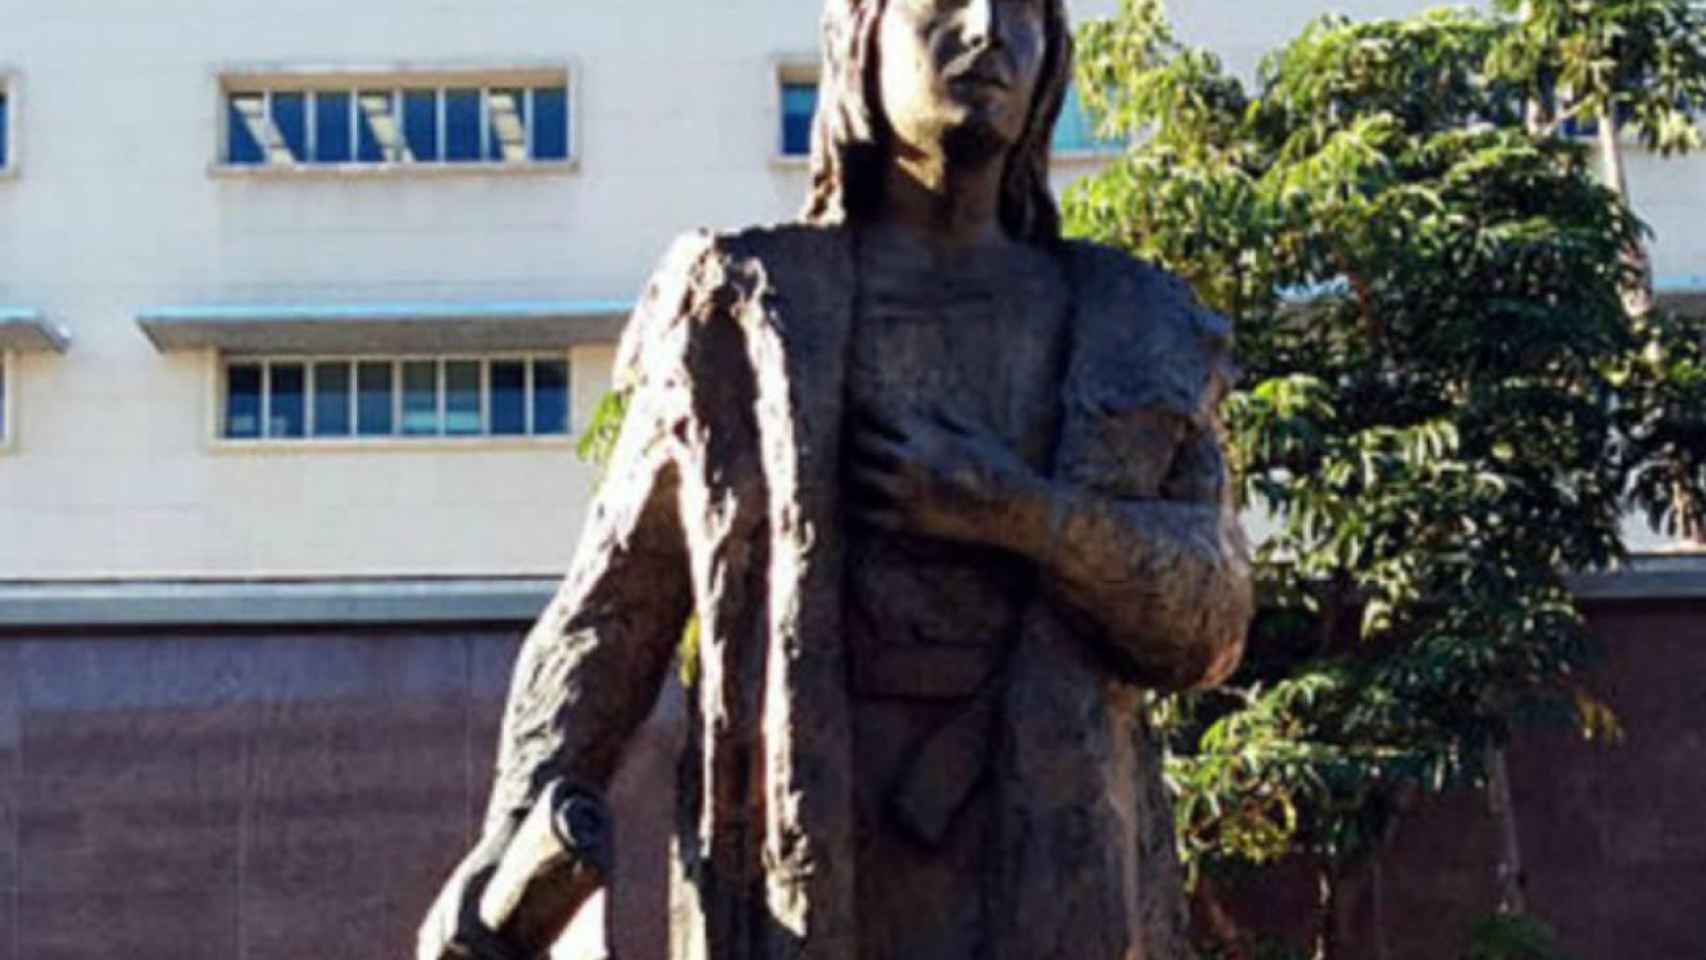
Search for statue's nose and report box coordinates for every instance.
[962,0,996,50]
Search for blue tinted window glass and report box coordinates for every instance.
[1052,85,1124,153]
[486,88,528,162]
[0,93,9,169]
[781,82,818,156]
[226,365,262,439]
[312,362,352,437]
[270,92,307,162]
[269,363,307,439]
[404,90,439,162]
[445,88,481,163]
[1052,86,1092,151]
[227,94,265,165]
[357,362,394,436]
[313,91,352,163]
[356,91,393,162]
[402,360,439,436]
[445,360,482,435]
[531,87,569,161]
[532,359,569,435]
[490,361,527,435]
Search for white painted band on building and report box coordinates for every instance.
[136,300,633,355]
[0,557,1701,631]
[0,577,562,628]
[0,309,72,353]
[1566,553,1706,602]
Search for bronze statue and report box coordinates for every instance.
[421,0,1252,956]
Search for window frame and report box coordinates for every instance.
[0,350,13,453]
[766,58,1127,168]
[210,61,580,178]
[209,350,578,451]
[1050,84,1129,164]
[0,67,20,179]
[771,56,821,168]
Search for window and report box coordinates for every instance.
[220,70,572,170]
[1561,103,1645,139]
[774,60,822,161]
[220,354,572,442]
[0,312,68,449]
[0,352,10,448]
[772,66,1123,161]
[780,81,818,158]
[1052,85,1126,155]
[0,81,12,173]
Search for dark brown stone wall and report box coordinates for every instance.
[0,597,1698,960]
[1505,600,1706,958]
[0,627,511,960]
[1215,598,1706,959]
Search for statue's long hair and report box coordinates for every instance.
[802,0,1074,245]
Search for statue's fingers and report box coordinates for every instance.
[849,426,908,467]
[932,407,976,435]
[854,505,907,532]
[852,407,911,442]
[850,464,906,501]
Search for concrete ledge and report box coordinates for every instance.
[1568,553,1706,602]
[0,309,72,353]
[137,300,631,355]
[1,556,1698,632]
[0,577,562,628]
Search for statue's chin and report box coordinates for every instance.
[940,119,1019,168]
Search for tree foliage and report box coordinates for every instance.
[1066,0,1706,943]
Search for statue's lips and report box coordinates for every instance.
[947,73,1013,102]
[948,73,1011,90]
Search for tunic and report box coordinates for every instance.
[845,236,1071,959]
[457,223,1252,960]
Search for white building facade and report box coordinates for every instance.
[1,0,1697,593]
[0,0,1138,591]
[0,5,1703,960]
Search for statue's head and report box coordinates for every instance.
[803,0,1073,245]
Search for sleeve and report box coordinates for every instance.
[481,233,722,833]
[1037,259,1252,691]
[1038,419,1252,691]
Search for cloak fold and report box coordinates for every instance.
[500,223,1247,960]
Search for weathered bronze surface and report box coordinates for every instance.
[420,0,1252,957]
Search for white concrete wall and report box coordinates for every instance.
[0,0,1689,579]
[0,0,836,579]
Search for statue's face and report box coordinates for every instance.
[875,0,1048,163]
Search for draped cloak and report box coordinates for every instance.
[481,223,1252,960]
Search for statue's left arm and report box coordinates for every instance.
[1021,423,1252,691]
[853,398,1252,691]
[849,259,1252,692]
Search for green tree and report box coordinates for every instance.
[1066,2,1706,956]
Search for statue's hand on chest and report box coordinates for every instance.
[846,246,1071,560]
[848,403,1047,555]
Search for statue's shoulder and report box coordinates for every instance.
[642,223,854,294]
[1060,239,1233,347]
[616,224,856,390]
[1059,239,1237,422]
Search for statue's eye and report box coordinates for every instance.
[996,0,1047,18]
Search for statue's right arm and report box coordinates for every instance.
[421,234,718,959]
[481,386,694,830]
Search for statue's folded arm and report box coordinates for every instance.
[484,235,725,836]
[484,405,693,833]
[418,360,696,960]
[1033,400,1253,692]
